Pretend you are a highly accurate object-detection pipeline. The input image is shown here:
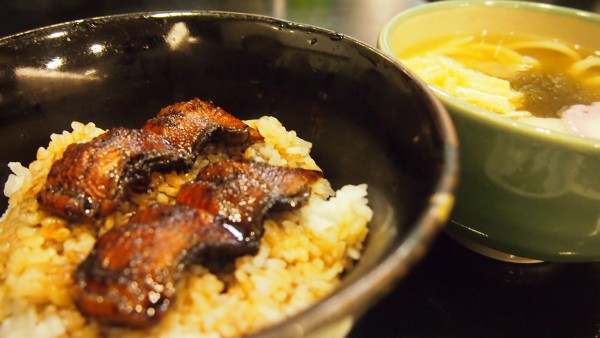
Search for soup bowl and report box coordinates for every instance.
[379,1,600,263]
[0,11,458,338]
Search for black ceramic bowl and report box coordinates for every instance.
[0,12,458,338]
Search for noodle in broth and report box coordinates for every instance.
[399,32,600,120]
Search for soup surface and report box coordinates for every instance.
[398,32,600,138]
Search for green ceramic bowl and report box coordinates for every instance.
[378,1,600,262]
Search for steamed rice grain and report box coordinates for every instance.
[0,117,371,338]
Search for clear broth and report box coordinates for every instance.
[399,32,600,118]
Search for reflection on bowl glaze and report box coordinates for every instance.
[484,133,581,198]
[572,156,600,200]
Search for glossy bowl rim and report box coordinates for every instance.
[377,0,600,151]
[0,11,460,337]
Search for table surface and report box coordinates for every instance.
[3,1,600,337]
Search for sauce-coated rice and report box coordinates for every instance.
[0,116,371,338]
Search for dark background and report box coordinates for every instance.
[2,1,600,337]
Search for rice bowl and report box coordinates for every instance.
[0,10,459,338]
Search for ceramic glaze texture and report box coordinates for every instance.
[378,1,600,262]
[0,12,458,337]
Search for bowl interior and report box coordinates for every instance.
[379,0,600,145]
[0,12,457,336]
